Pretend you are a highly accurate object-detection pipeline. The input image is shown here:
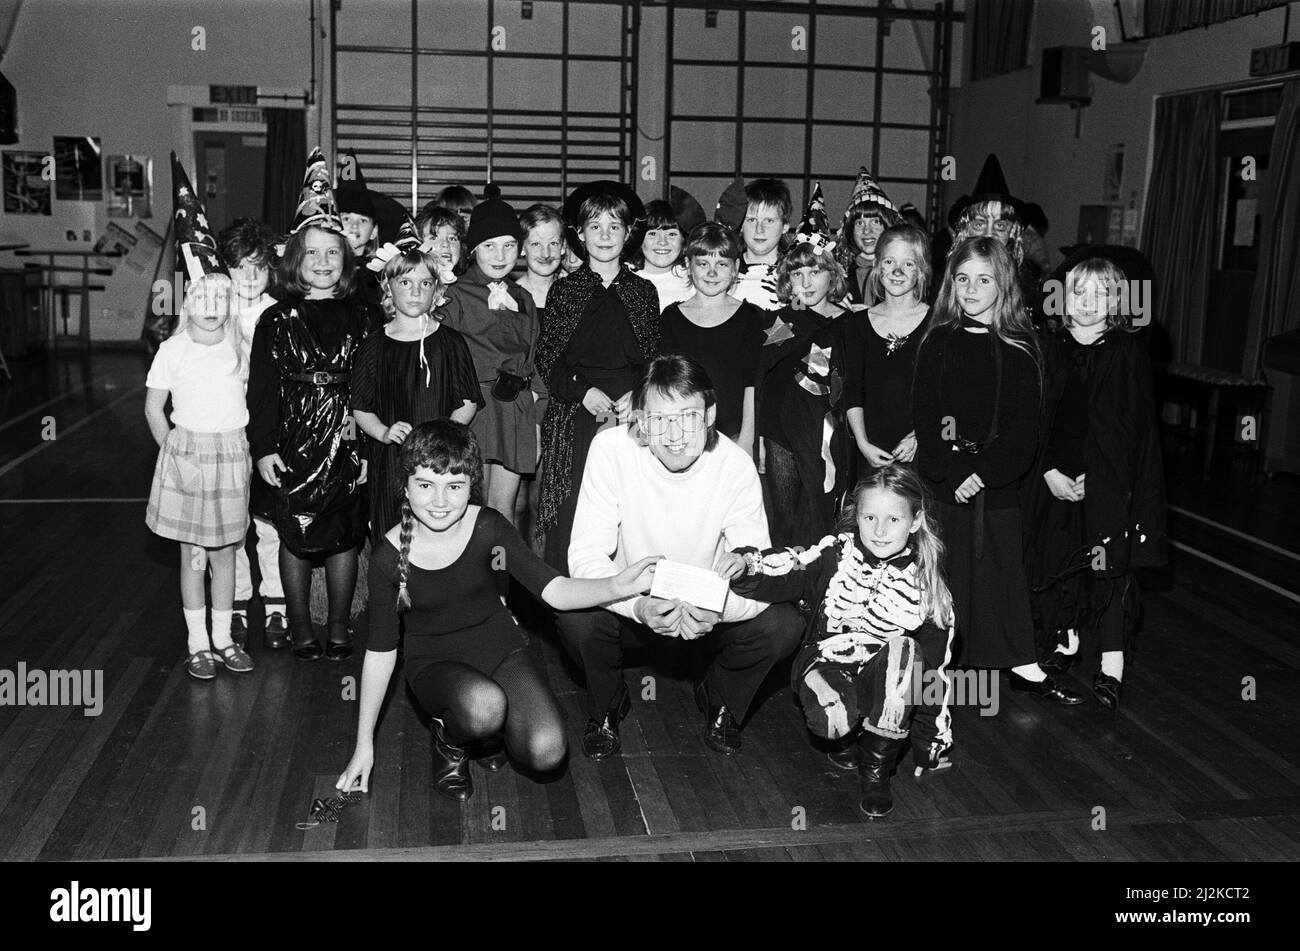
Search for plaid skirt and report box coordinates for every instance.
[146,426,251,547]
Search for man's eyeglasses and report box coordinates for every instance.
[637,410,706,436]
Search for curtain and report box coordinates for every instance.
[969,0,1034,81]
[1242,79,1300,376]
[261,108,307,237]
[1145,0,1290,38]
[1140,91,1221,365]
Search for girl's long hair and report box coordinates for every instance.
[924,236,1040,376]
[393,420,484,613]
[867,224,932,305]
[175,273,245,376]
[837,464,954,627]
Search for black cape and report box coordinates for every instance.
[1023,326,1168,588]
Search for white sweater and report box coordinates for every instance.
[568,426,772,623]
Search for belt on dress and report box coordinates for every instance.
[287,371,349,385]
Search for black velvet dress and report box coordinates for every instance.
[247,295,375,556]
[350,323,484,542]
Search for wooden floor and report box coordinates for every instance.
[1,352,1297,862]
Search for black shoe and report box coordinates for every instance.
[1093,671,1121,711]
[289,622,323,661]
[263,611,290,650]
[694,680,741,755]
[1009,671,1085,705]
[827,731,861,770]
[325,619,354,661]
[231,613,247,650]
[858,732,906,819]
[475,735,509,772]
[1039,650,1077,675]
[430,718,473,801]
[581,686,632,760]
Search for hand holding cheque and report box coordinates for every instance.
[635,556,735,640]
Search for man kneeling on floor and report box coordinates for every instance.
[560,353,802,757]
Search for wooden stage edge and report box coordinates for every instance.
[114,797,1300,862]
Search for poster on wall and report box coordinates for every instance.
[106,154,152,218]
[94,220,137,257]
[2,150,52,215]
[124,221,165,276]
[53,136,103,201]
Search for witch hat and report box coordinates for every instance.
[843,167,899,223]
[335,150,377,220]
[289,147,344,234]
[367,216,433,273]
[562,180,645,229]
[949,154,1026,226]
[170,152,227,282]
[668,185,707,236]
[714,177,748,233]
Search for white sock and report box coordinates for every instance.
[1011,663,1046,682]
[210,609,234,651]
[1056,629,1080,655]
[184,607,208,655]
[1100,651,1124,681]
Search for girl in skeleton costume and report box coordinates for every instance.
[724,464,954,819]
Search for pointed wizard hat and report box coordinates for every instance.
[843,167,900,224]
[170,151,227,282]
[290,147,344,234]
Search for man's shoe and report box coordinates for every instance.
[581,687,631,760]
[1039,650,1076,675]
[1009,671,1085,705]
[263,611,290,650]
[1093,671,1121,711]
[694,680,742,755]
[827,730,861,770]
[231,613,248,649]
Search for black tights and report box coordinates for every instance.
[763,440,834,548]
[279,546,358,635]
[409,650,567,773]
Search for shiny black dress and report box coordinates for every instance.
[247,295,374,556]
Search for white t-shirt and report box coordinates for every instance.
[568,426,772,624]
[639,267,695,311]
[146,330,250,433]
[237,292,277,365]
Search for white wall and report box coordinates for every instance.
[0,0,315,341]
[948,0,1296,261]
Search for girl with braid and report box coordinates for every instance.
[337,420,658,802]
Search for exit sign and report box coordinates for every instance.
[209,85,258,105]
[1250,42,1300,77]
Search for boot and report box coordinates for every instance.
[826,728,861,770]
[857,731,906,819]
[430,718,473,801]
[475,734,509,772]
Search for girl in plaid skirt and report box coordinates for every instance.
[145,273,255,681]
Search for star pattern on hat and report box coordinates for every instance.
[170,151,227,283]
